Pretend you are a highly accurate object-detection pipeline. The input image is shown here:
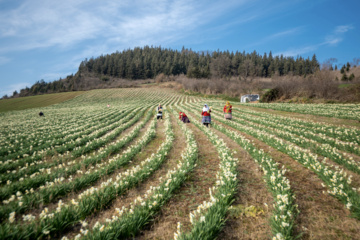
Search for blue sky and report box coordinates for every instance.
[0,0,359,97]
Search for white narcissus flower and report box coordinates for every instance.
[9,212,16,223]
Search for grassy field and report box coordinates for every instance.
[0,88,360,240]
[0,91,84,113]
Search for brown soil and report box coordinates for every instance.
[226,112,360,189]
[136,115,221,239]
[60,116,171,239]
[86,113,186,231]
[217,120,360,240]
[24,117,163,225]
[210,125,274,240]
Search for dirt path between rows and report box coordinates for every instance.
[211,125,274,239]
[54,118,166,239]
[137,115,220,239]
[214,119,360,240]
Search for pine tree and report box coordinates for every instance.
[341,73,348,81]
[340,65,346,74]
[349,73,355,81]
[346,62,351,71]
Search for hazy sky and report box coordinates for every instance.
[0,0,359,97]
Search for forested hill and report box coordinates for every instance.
[11,46,320,98]
[79,46,320,79]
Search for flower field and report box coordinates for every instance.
[1,88,360,240]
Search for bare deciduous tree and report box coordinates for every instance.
[238,59,255,82]
[210,55,231,78]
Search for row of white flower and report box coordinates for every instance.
[0,86,180,163]
[183,102,298,239]
[0,106,130,175]
[208,112,298,240]
[0,106,110,150]
[0,109,155,222]
[0,90,181,173]
[0,107,125,163]
[218,109,360,176]
[66,106,198,239]
[206,107,360,220]
[0,107,137,184]
[0,107,175,238]
[172,104,240,240]
[243,102,360,121]
[0,108,149,204]
[232,107,360,144]
[0,89,190,165]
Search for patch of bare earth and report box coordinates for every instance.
[136,117,221,239]
[211,122,274,240]
[220,121,360,240]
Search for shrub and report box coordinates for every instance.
[101,76,110,82]
[155,73,167,83]
[341,73,348,81]
[260,87,282,102]
[349,73,355,81]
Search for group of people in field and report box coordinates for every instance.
[156,101,233,127]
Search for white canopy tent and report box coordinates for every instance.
[240,94,260,103]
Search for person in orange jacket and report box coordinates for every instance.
[201,104,211,127]
[223,101,232,120]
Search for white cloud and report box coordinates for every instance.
[324,37,342,46]
[335,25,353,33]
[246,27,303,48]
[275,24,354,57]
[324,24,353,46]
[276,45,317,57]
[0,82,31,97]
[0,0,250,53]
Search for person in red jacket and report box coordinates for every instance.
[223,101,232,120]
[201,104,211,127]
[179,112,190,123]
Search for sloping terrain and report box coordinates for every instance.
[0,87,360,240]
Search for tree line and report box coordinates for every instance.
[6,46,321,98]
[79,46,320,79]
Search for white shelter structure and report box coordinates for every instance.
[240,94,260,103]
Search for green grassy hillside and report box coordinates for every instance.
[0,91,84,112]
